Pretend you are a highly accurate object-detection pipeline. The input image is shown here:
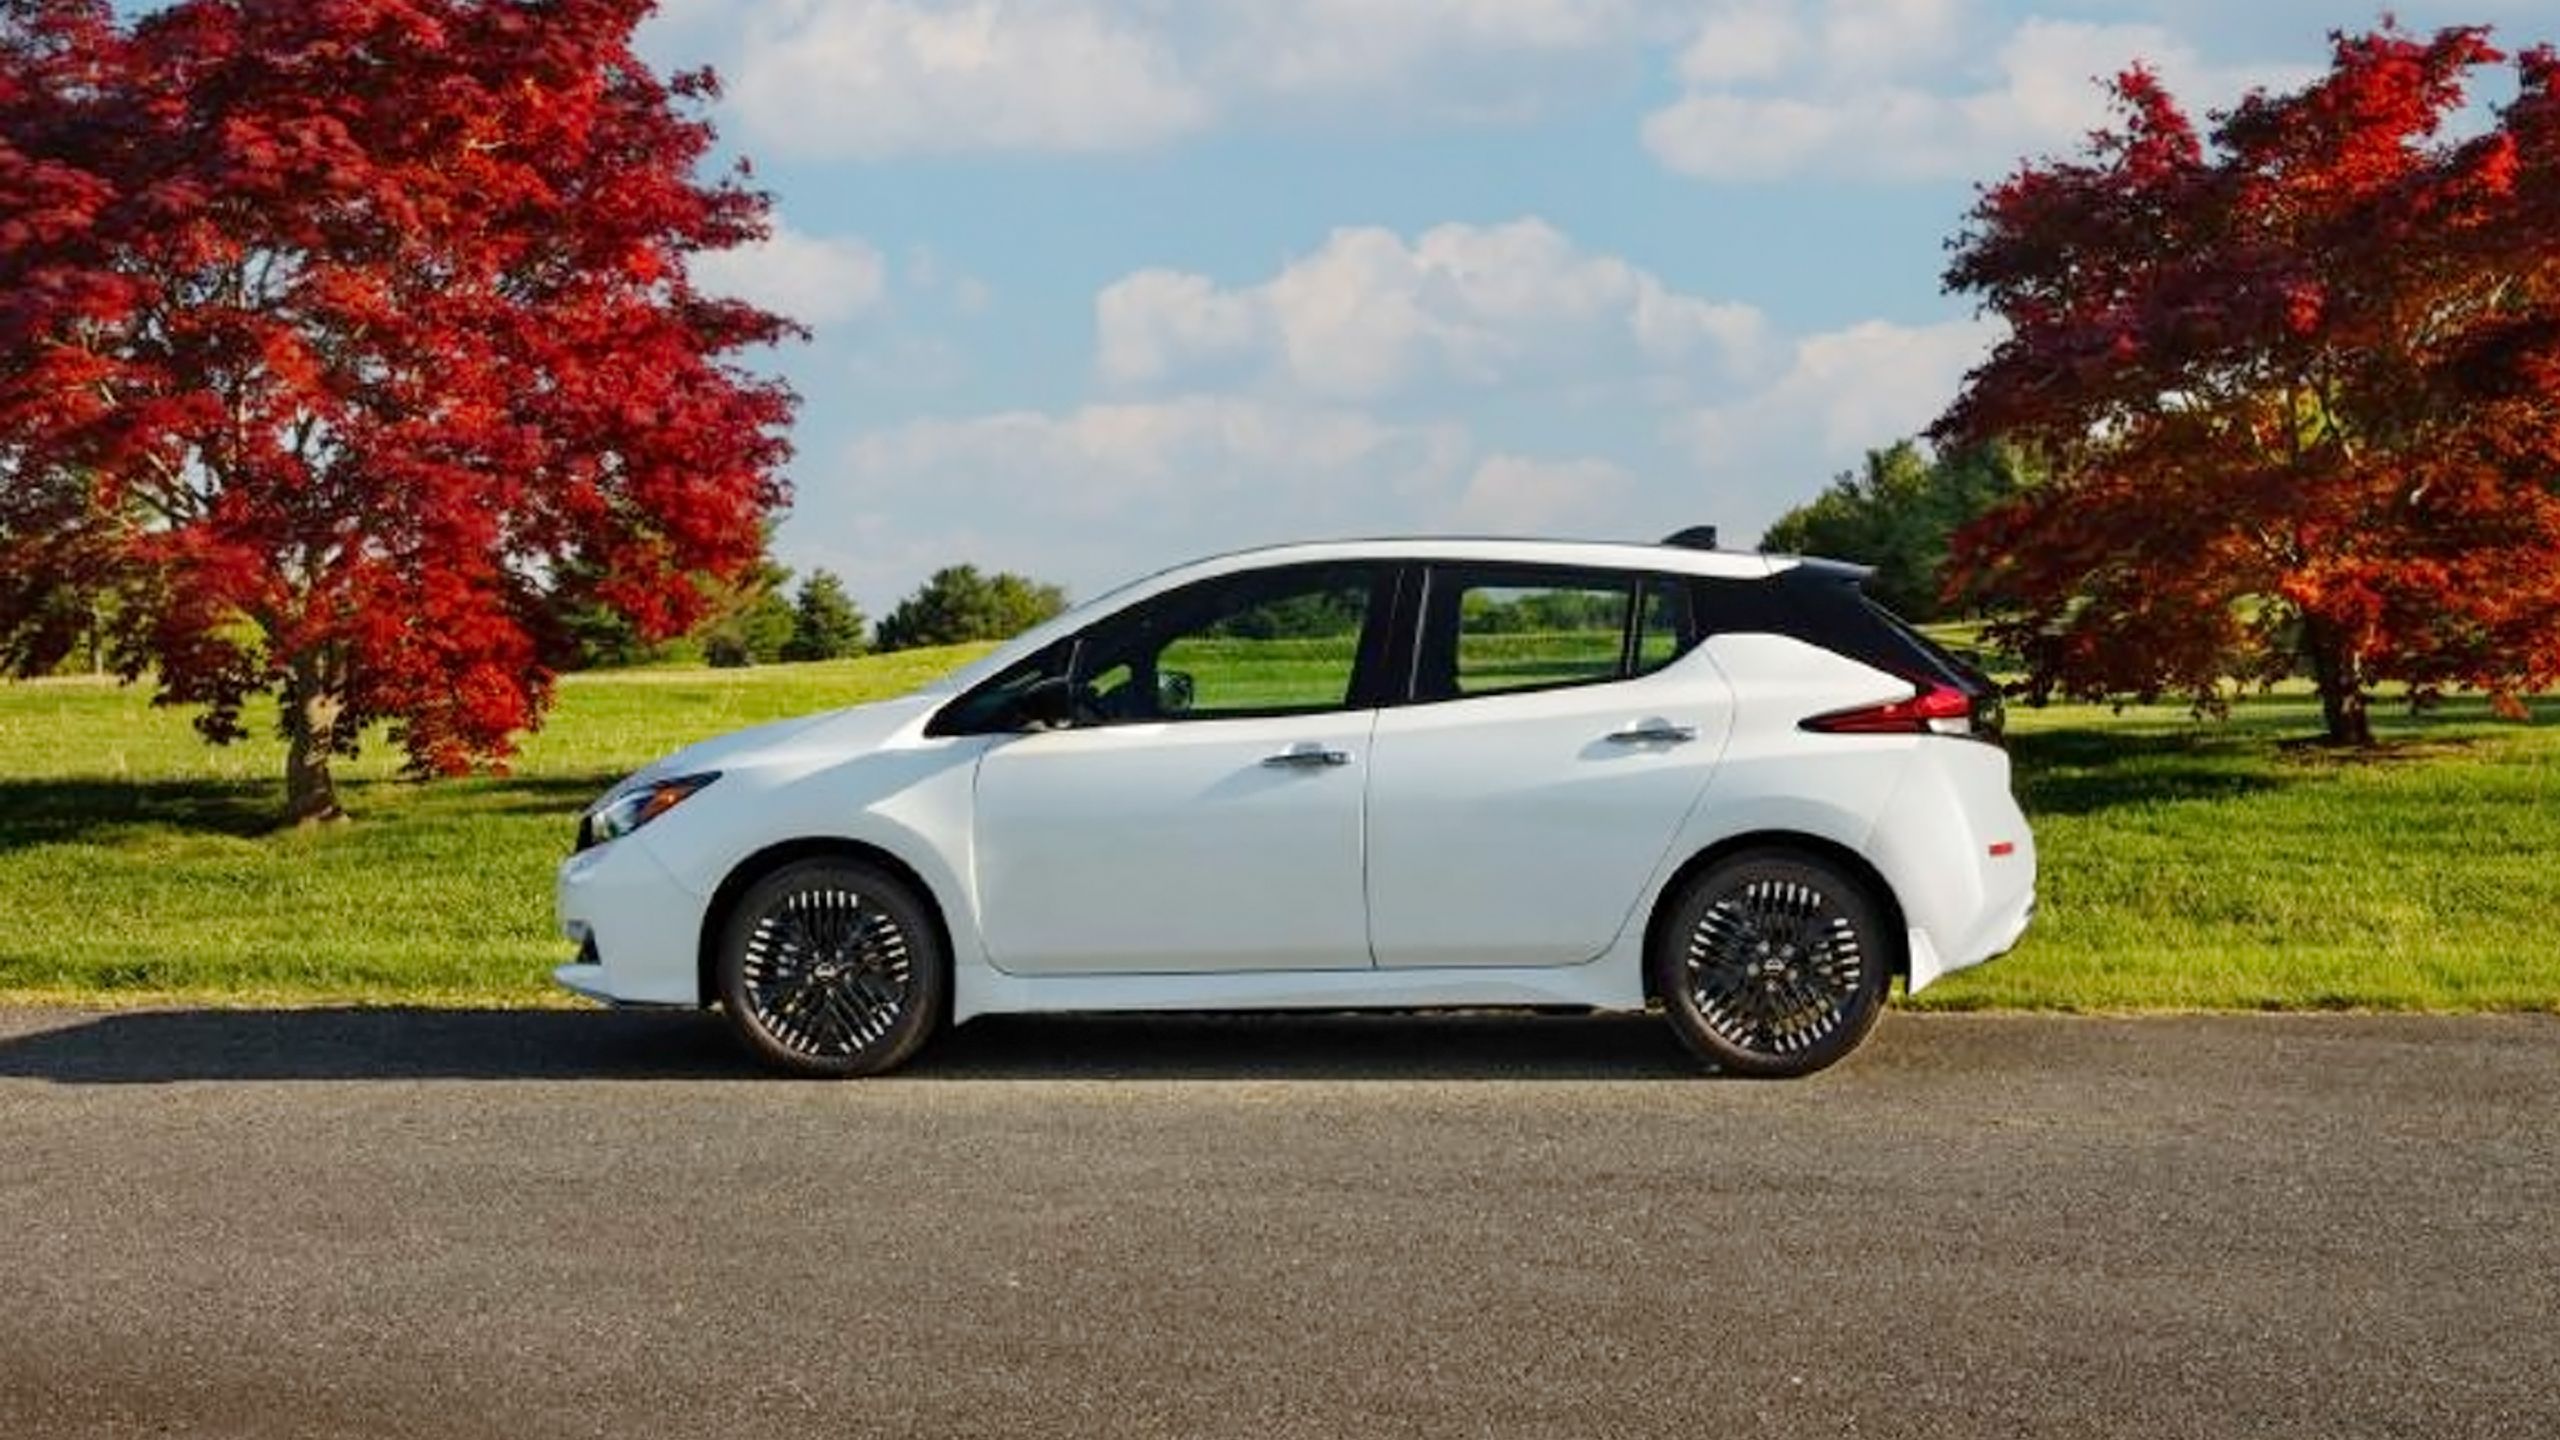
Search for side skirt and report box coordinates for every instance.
[950,957,1646,1024]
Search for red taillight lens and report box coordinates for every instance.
[1803,681,1982,738]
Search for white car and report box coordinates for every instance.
[556,536,2036,1078]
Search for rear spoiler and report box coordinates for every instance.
[1765,554,1877,585]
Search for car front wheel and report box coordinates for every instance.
[716,857,945,1077]
[1654,848,1892,1078]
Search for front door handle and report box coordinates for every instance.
[1605,722,1698,745]
[1262,744,1353,768]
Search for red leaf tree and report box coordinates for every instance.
[0,0,797,819]
[1937,24,2560,745]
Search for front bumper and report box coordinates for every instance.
[552,955,617,1004]
[553,836,708,1006]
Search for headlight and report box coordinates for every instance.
[579,772,719,850]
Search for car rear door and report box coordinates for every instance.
[1364,565,1733,969]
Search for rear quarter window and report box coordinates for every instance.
[1691,569,1986,692]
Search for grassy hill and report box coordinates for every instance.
[2,647,2553,1011]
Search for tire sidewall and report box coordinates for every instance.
[1653,848,1892,1078]
[717,857,947,1077]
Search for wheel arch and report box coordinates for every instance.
[696,837,958,1010]
[1640,831,1910,1001]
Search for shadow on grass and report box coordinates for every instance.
[0,778,281,850]
[0,1008,1702,1083]
[437,770,625,819]
[0,770,623,850]
[2008,726,2291,818]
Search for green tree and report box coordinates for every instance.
[874,565,1068,652]
[782,570,867,662]
[698,558,797,669]
[1759,441,2035,621]
[551,548,663,670]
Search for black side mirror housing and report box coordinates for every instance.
[1003,675,1078,732]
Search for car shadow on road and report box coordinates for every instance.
[0,1008,1705,1084]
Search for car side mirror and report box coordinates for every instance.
[999,675,1079,732]
[1156,669,1196,715]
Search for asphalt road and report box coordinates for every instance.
[2,1008,2554,1439]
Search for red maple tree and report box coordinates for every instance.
[1937,24,2560,745]
[0,0,797,818]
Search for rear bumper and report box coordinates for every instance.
[1867,740,2038,994]
[1907,887,2035,992]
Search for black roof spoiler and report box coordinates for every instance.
[1664,525,1871,583]
[1775,555,1877,584]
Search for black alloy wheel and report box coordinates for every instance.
[717,858,945,1077]
[1654,849,1892,1078]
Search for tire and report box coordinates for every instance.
[1653,848,1892,1078]
[716,857,946,1077]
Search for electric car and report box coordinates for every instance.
[555,535,2035,1077]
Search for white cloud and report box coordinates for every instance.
[796,307,2010,604]
[1094,271,1268,387]
[1202,0,1663,103]
[1646,11,2310,182]
[1675,0,1799,85]
[1455,455,1632,533]
[1817,0,1963,77]
[1096,218,1764,399]
[689,219,886,329]
[806,396,1673,604]
[648,0,1699,157]
[842,396,1469,532]
[1673,315,2003,539]
[649,1,2314,169]
[715,1,1211,159]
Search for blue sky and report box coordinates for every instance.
[636,0,2541,611]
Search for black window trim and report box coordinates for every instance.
[1631,572,1700,680]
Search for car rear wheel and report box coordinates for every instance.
[1654,848,1891,1078]
[717,858,944,1077]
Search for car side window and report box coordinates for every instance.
[1076,563,1384,722]
[929,638,1074,735]
[1415,566,1636,701]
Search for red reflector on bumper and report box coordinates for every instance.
[1988,841,2017,857]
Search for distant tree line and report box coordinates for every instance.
[874,566,1067,654]
[547,559,1067,670]
[1758,441,2037,623]
[27,552,1077,675]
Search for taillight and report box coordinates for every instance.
[1803,680,1996,741]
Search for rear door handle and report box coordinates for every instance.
[1605,722,1697,745]
[1262,744,1353,768]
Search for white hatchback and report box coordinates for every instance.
[556,537,2036,1078]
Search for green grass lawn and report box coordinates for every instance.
[0,646,993,1006]
[1915,692,2560,1011]
[1,647,2553,1011]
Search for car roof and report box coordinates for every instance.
[1150,535,1785,581]
[921,535,1809,698]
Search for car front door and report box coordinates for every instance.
[967,561,1395,976]
[1365,566,1733,969]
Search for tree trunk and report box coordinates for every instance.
[284,669,348,825]
[2302,617,2376,747]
